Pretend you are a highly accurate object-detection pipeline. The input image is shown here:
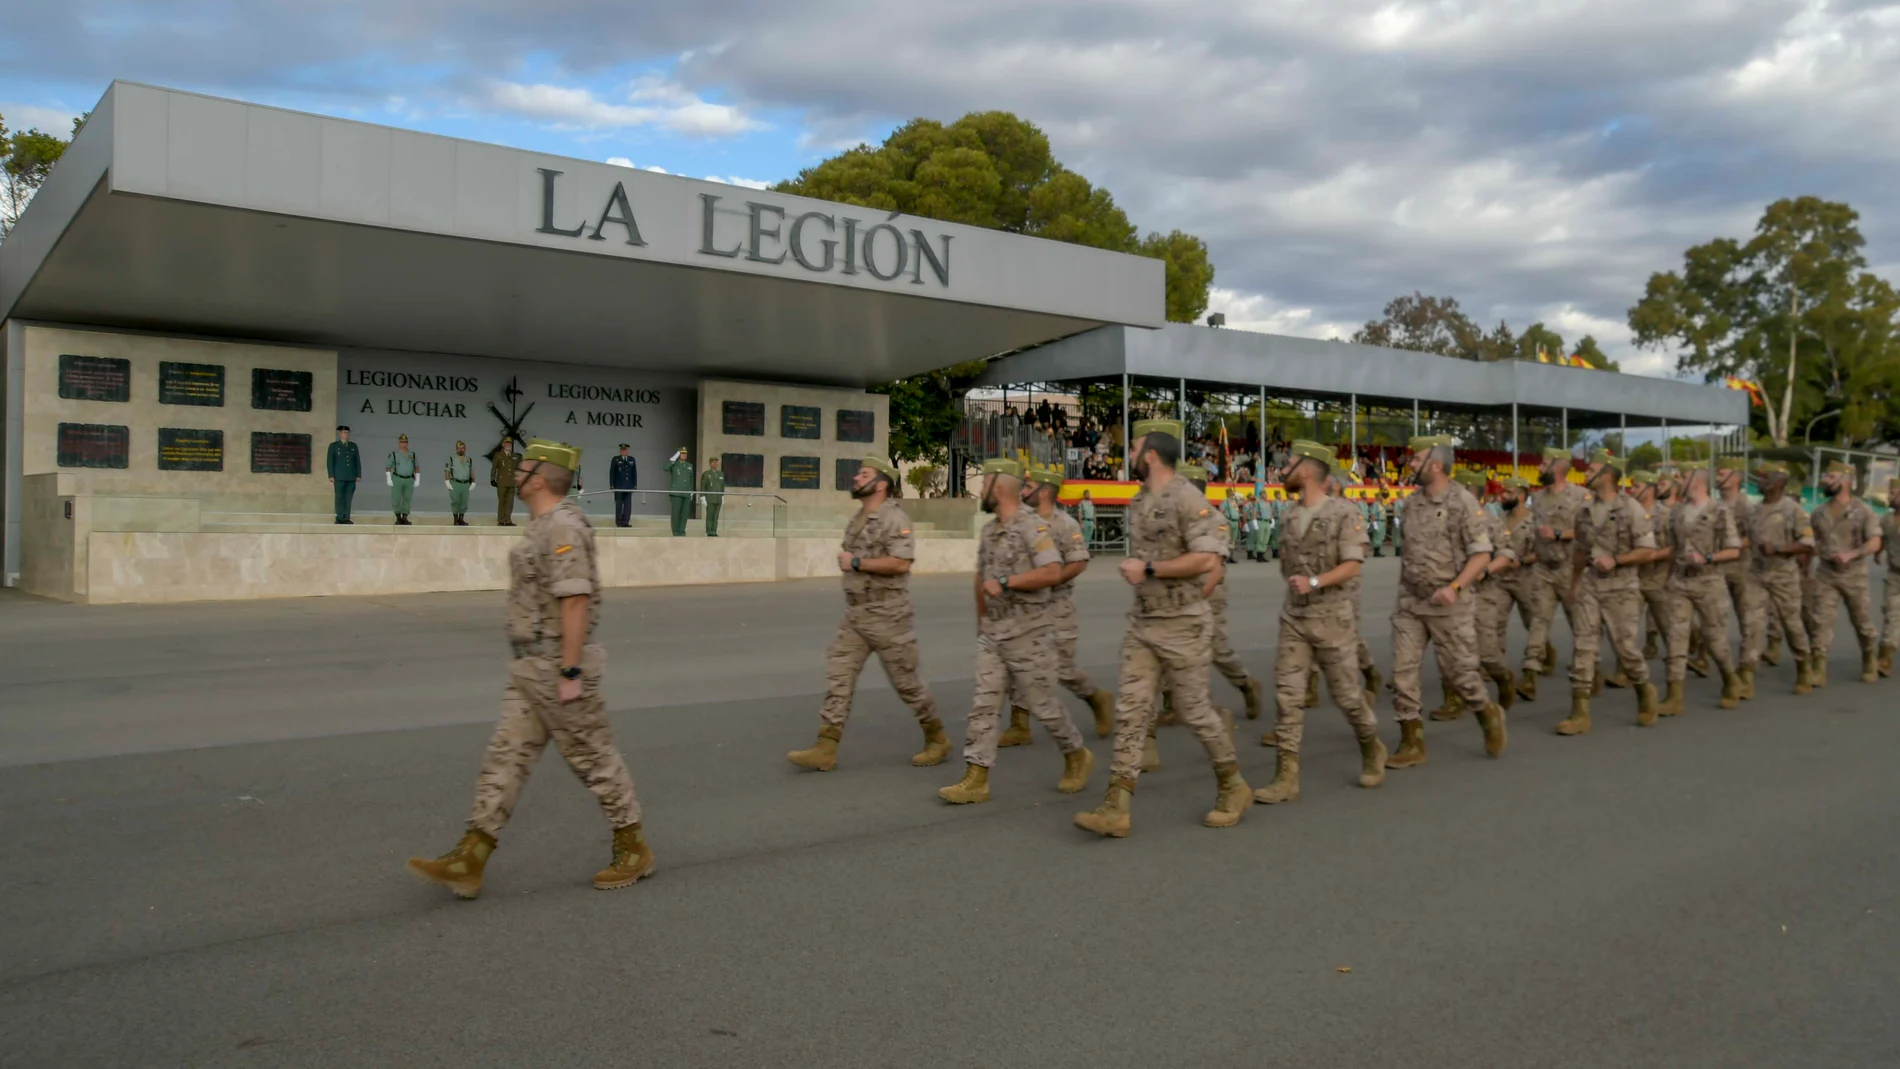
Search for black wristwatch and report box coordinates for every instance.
[1144,562,1156,578]
[559,666,583,680]
[851,556,862,572]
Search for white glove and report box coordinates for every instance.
[385,472,393,486]
[414,474,422,486]
[444,479,451,490]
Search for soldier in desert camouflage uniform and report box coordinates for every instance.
[406,440,650,899]
[1495,476,1539,649]
[1612,470,1674,687]
[1805,460,1885,685]
[1878,477,1899,678]
[1518,446,1589,700]
[1746,461,1816,695]
[1074,420,1251,838]
[1458,470,1520,710]
[939,459,1094,804]
[1558,450,1659,735]
[787,456,950,771]
[1656,463,1744,715]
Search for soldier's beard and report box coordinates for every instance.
[1539,470,1556,486]
[1132,456,1150,481]
[981,488,999,513]
[1502,494,1520,509]
[851,479,879,500]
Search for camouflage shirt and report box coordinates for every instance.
[1279,495,1368,618]
[1638,498,1673,591]
[1044,506,1090,601]
[1811,495,1879,579]
[1497,509,1536,592]
[1529,482,1590,569]
[1399,482,1493,615]
[1884,511,1900,575]
[1747,497,1814,578]
[977,508,1063,638]
[842,500,916,603]
[1126,473,1228,618]
[1717,492,1754,579]
[1576,494,1656,593]
[506,499,600,647]
[1667,497,1740,574]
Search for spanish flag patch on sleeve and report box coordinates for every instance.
[554,544,573,555]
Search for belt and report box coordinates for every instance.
[845,589,905,607]
[452,478,472,484]
[1674,562,1710,579]
[510,637,559,658]
[1135,584,1203,613]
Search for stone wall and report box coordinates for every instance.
[696,380,890,507]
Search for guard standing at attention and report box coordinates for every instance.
[1073,419,1251,838]
[787,456,949,771]
[1559,450,1658,734]
[1807,460,1884,685]
[387,433,420,525]
[666,448,695,536]
[491,436,521,526]
[445,441,475,526]
[1000,466,1116,743]
[1657,463,1743,714]
[609,444,638,528]
[406,440,651,898]
[326,425,361,524]
[1746,461,1816,694]
[1078,490,1097,548]
[939,459,1094,804]
[699,456,726,537]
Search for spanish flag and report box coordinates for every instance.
[1535,346,1553,364]
[1566,352,1591,369]
[1722,376,1765,408]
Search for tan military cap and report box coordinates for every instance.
[1629,470,1659,485]
[1543,446,1573,462]
[1756,459,1790,475]
[1714,456,1747,472]
[1026,466,1064,488]
[1824,460,1855,476]
[1131,418,1183,441]
[1178,464,1208,485]
[1288,439,1334,470]
[1501,476,1531,490]
[1589,447,1615,466]
[522,439,581,472]
[1453,469,1485,488]
[980,457,1024,479]
[1409,434,1454,451]
[862,455,898,479]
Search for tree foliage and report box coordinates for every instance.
[1629,196,1899,446]
[0,112,79,240]
[1351,293,1618,369]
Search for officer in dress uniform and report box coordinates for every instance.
[326,425,361,524]
[386,434,420,525]
[445,441,475,526]
[609,444,638,528]
[491,436,522,526]
[406,440,651,898]
[699,456,726,537]
[666,448,695,536]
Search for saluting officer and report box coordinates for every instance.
[609,444,638,528]
[406,441,651,898]
[666,448,695,536]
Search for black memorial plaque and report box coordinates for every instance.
[251,432,313,474]
[780,455,821,490]
[721,453,765,488]
[837,409,876,443]
[251,368,313,412]
[722,400,765,436]
[158,361,226,406]
[780,404,822,440]
[57,354,131,402]
[836,457,861,490]
[56,423,130,469]
[157,427,225,472]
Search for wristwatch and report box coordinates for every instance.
[851,556,862,572]
[559,666,582,680]
[1309,575,1322,589]
[1144,562,1156,578]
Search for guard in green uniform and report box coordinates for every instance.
[699,456,726,536]
[492,437,522,526]
[1368,497,1389,557]
[445,441,475,526]
[1388,492,1405,555]
[387,433,420,525]
[1078,491,1097,547]
[326,425,361,524]
[666,448,695,536]
[1221,491,1242,562]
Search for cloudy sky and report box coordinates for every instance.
[4,0,1897,378]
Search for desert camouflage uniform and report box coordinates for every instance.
[1746,497,1814,664]
[1807,494,1881,661]
[1010,505,1098,707]
[469,498,640,837]
[1523,481,1590,674]
[1883,510,1900,659]
[1663,498,1740,682]
[1638,497,1675,665]
[966,509,1083,766]
[1273,496,1377,752]
[1473,509,1520,677]
[1208,566,1253,697]
[1570,493,1656,691]
[1391,483,1495,720]
[822,500,937,728]
[1721,490,1765,665]
[1497,508,1539,636]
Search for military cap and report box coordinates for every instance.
[1824,459,1856,476]
[1288,439,1334,471]
[619,442,630,449]
[981,457,1024,480]
[1629,470,1659,486]
[336,425,350,432]
[1026,466,1064,488]
[1542,446,1573,462]
[1409,434,1454,451]
[862,455,899,479]
[455,440,465,448]
[522,439,582,472]
[1589,447,1614,466]
[1453,470,1485,489]
[398,433,409,442]
[1131,418,1183,442]
[1756,459,1790,476]
[1714,456,1747,472]
[1501,476,1531,490]
[1178,464,1208,487]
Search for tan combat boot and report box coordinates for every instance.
[1429,685,1465,722]
[1635,682,1658,727]
[1141,727,1161,772]
[1491,667,1518,711]
[1556,691,1592,736]
[1516,668,1538,703]
[1242,676,1265,720]
[1687,650,1710,679]
[938,763,990,804]
[1719,666,1742,708]
[1861,651,1879,684]
[1088,689,1115,737]
[1794,657,1813,695]
[1739,665,1756,700]
[1475,701,1508,757]
[1252,750,1300,804]
[1541,642,1558,675]
[1386,720,1427,768]
[1658,679,1686,717]
[1357,732,1388,788]
[1605,669,1632,689]
[1810,655,1829,689]
[912,717,952,766]
[1074,777,1134,837]
[1762,633,1782,667]
[407,829,496,899]
[1057,746,1094,793]
[1591,671,1605,697]
[787,725,842,771]
[998,707,1033,748]
[1303,671,1321,708]
[1879,643,1896,678]
[1204,760,1252,828]
[593,823,654,890]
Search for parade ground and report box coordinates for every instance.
[3,559,1897,1069]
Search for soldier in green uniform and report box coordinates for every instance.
[666,448,695,536]
[1221,490,1242,563]
[445,441,475,526]
[1078,490,1097,548]
[1388,491,1405,557]
[491,436,521,526]
[326,425,361,524]
[1367,496,1388,557]
[386,433,420,525]
[699,456,726,536]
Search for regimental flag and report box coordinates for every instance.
[1722,376,1766,407]
[1566,352,1592,369]
[1535,346,1553,364]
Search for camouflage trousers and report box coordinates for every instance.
[1110,611,1237,782]
[968,624,1083,767]
[468,646,640,837]
[1210,596,1253,693]
[1009,598,1097,709]
[1807,563,1879,658]
[1665,573,1733,682]
[1752,568,1811,664]
[1885,572,1900,649]
[1390,594,1491,721]
[1522,563,1578,674]
[821,602,938,729]
[1571,577,1650,691]
[1274,609,1376,754]
[1725,567,1764,666]
[1474,582,1512,676]
[1640,583,1672,661]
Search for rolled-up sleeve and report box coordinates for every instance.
[541,515,597,598]
[1182,487,1228,556]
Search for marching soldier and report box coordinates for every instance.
[666,448,695,536]
[1714,457,1761,676]
[1657,463,1743,714]
[1619,470,1674,682]
[609,444,638,528]
[699,456,726,537]
[1496,477,1539,646]
[444,441,475,526]
[386,433,420,525]
[787,456,949,771]
[999,466,1116,745]
[1074,419,1252,837]
[1182,466,1263,725]
[326,425,361,524]
[491,436,522,526]
[1519,447,1588,698]
[1559,450,1658,734]
[1254,440,1385,804]
[1879,477,1899,677]
[939,460,1094,804]
[1386,435,1506,767]
[1746,461,1817,694]
[406,441,651,898]
[1458,470,1520,709]
[1807,460,1884,685]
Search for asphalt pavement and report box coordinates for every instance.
[2,557,1897,1068]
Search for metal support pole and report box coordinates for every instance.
[1259,384,1266,470]
[1511,402,1519,474]
[1349,393,1358,462]
[1178,377,1186,423]
[1661,418,1669,463]
[1412,398,1419,437]
[1561,408,1568,448]
[1620,411,1627,452]
[1121,373,1130,481]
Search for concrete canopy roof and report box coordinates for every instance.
[0,82,1164,387]
[978,323,1750,428]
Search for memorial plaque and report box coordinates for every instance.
[837,409,876,443]
[157,427,225,472]
[251,432,313,474]
[158,361,226,406]
[780,404,822,440]
[780,455,822,490]
[56,422,130,469]
[57,354,131,402]
[251,368,313,412]
[722,400,765,436]
[836,457,861,490]
[721,452,765,488]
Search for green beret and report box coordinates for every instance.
[1131,419,1183,441]
[1027,465,1064,488]
[1409,434,1453,451]
[862,455,898,479]
[981,457,1024,480]
[1629,470,1658,486]
[1542,446,1572,462]
[1501,477,1530,490]
[522,439,581,472]
[1714,456,1746,472]
[1288,439,1334,470]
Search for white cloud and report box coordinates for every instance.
[704,175,769,189]
[1206,287,1353,340]
[486,75,759,137]
[605,156,634,168]
[0,102,80,134]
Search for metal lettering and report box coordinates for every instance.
[910,230,951,286]
[841,218,860,275]
[535,168,585,237]
[588,182,647,246]
[862,223,907,281]
[698,193,743,258]
[789,212,837,272]
[746,202,788,264]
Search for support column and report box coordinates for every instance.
[1121,373,1131,481]
[1178,377,1186,423]
[1661,418,1669,463]
[1561,408,1568,449]
[1511,402,1519,475]
[1412,398,1420,437]
[1349,393,1358,462]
